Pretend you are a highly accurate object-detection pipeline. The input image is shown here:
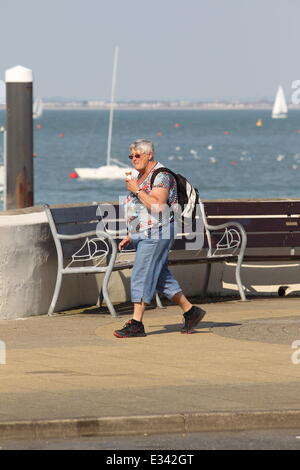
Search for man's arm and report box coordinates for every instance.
[135,187,169,212]
[126,179,169,213]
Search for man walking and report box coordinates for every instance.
[114,139,206,338]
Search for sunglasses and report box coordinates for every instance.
[128,153,143,160]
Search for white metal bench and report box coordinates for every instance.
[45,202,247,317]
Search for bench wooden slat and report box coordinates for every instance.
[50,206,102,224]
[288,201,300,212]
[56,220,128,236]
[56,222,99,236]
[50,204,121,224]
[245,233,296,248]
[244,255,300,262]
[205,201,300,216]
[207,217,300,232]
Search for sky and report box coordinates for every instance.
[0,0,299,102]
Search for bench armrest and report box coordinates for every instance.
[205,221,247,258]
[56,230,118,267]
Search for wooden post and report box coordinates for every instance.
[5,65,33,209]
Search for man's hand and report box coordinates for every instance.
[118,235,131,251]
[125,177,139,195]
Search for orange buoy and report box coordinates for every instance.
[59,133,65,137]
[156,132,162,136]
[69,171,78,179]
[229,161,237,165]
[174,123,181,128]
[35,124,42,129]
[33,153,37,158]
[223,131,230,135]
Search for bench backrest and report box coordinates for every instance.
[204,200,300,248]
[45,204,122,259]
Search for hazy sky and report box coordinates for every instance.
[0,0,299,102]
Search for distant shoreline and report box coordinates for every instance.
[42,105,276,111]
[0,104,299,111]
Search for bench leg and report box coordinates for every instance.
[48,271,63,316]
[102,271,118,317]
[155,292,166,308]
[97,288,104,308]
[203,263,212,297]
[235,260,247,301]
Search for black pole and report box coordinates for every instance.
[5,66,33,209]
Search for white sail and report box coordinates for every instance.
[272,86,288,119]
[33,98,43,119]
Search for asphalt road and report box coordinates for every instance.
[1,428,300,451]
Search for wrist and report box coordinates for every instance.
[135,189,142,196]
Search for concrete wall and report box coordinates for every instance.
[0,208,102,320]
[1,205,300,320]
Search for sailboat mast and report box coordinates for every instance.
[106,46,119,166]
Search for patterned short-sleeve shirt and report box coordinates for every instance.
[125,162,178,233]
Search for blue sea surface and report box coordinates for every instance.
[1,108,300,209]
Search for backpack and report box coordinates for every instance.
[150,167,200,221]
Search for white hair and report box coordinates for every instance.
[129,139,154,156]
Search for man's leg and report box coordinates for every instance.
[171,291,192,313]
[114,236,170,338]
[133,301,145,322]
[157,266,206,333]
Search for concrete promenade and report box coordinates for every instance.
[0,296,300,440]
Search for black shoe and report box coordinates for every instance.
[181,306,206,334]
[113,319,146,338]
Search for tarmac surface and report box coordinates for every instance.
[0,296,300,440]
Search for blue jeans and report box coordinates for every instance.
[130,222,182,304]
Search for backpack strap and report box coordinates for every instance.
[149,168,177,219]
[150,167,177,188]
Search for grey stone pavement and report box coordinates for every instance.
[0,296,300,440]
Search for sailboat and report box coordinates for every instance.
[33,98,43,120]
[272,85,288,119]
[74,47,134,180]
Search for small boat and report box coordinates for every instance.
[74,47,133,180]
[272,85,288,119]
[75,164,135,180]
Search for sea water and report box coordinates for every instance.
[1,108,300,210]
